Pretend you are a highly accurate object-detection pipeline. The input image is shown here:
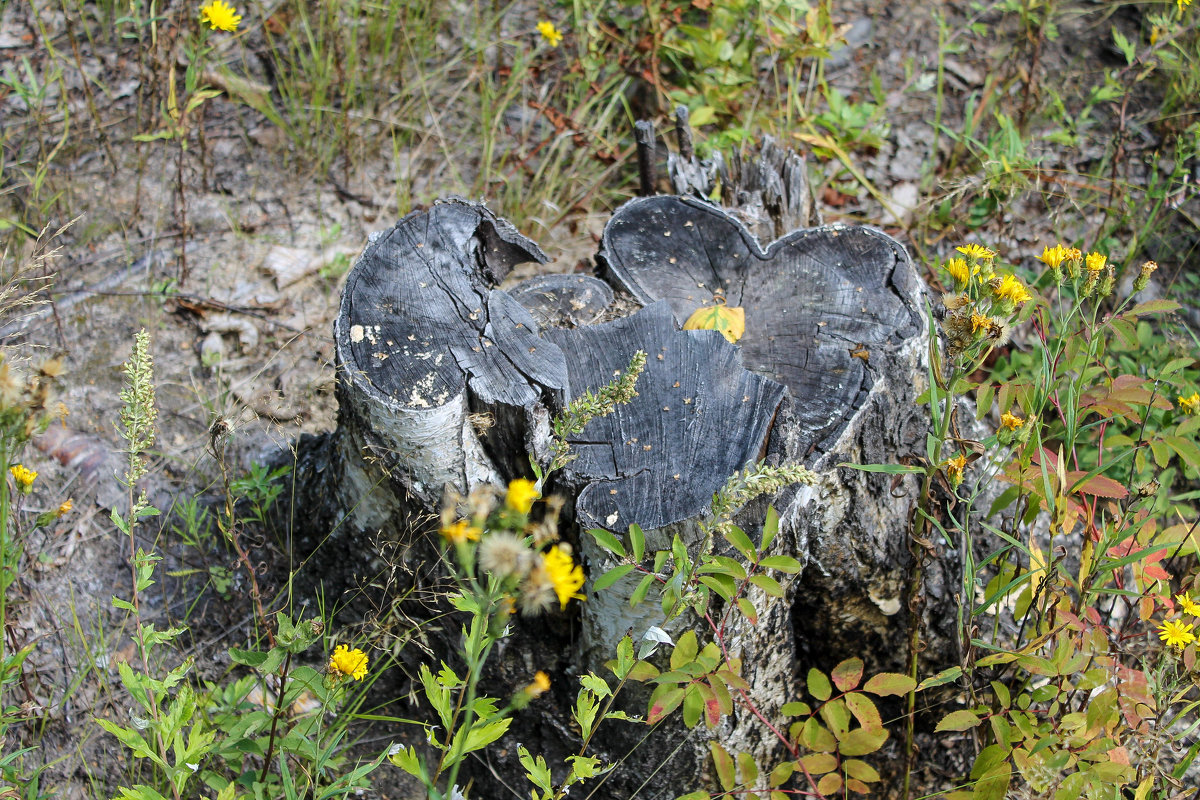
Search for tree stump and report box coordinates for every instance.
[291,192,952,795]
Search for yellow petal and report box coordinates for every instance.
[683,304,745,343]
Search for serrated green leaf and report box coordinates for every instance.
[807,668,832,701]
[863,672,917,696]
[936,709,982,732]
[838,726,888,756]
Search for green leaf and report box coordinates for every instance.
[462,718,512,754]
[798,752,838,774]
[769,760,795,787]
[800,717,837,752]
[1111,26,1135,64]
[594,563,635,591]
[807,668,832,701]
[647,684,686,724]
[838,462,924,475]
[736,751,758,785]
[519,746,554,794]
[863,672,917,696]
[917,666,962,691]
[781,701,811,716]
[671,631,699,669]
[631,572,656,607]
[838,726,888,756]
[973,764,1012,800]
[831,658,864,691]
[682,685,703,728]
[843,759,881,783]
[844,692,882,732]
[630,523,645,562]
[710,741,736,792]
[819,698,851,737]
[724,525,756,561]
[758,555,802,573]
[936,709,983,732]
[749,573,783,597]
[761,506,779,552]
[588,528,625,558]
[736,596,757,624]
[699,574,737,601]
[228,648,267,667]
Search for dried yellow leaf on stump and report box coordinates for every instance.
[683,304,745,343]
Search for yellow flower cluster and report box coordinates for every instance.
[939,242,1027,359]
[1178,392,1200,416]
[536,21,563,47]
[1157,593,1200,650]
[200,0,241,31]
[505,478,540,513]
[9,464,36,494]
[944,453,967,489]
[329,644,369,681]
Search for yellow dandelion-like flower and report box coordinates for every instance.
[440,519,482,545]
[1038,244,1071,270]
[994,274,1032,306]
[1085,252,1107,273]
[9,464,37,494]
[1179,0,1192,12]
[505,478,540,514]
[329,645,369,681]
[956,243,996,261]
[944,453,967,488]
[1000,411,1025,430]
[536,21,563,47]
[1158,619,1196,650]
[544,545,585,610]
[1179,392,1200,415]
[55,498,73,518]
[1177,593,1200,617]
[525,670,551,697]
[945,257,971,286]
[970,312,991,334]
[200,0,241,32]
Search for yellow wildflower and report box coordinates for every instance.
[1180,0,1193,11]
[1158,619,1196,650]
[329,644,369,681]
[956,244,996,261]
[1085,252,1107,273]
[1038,244,1070,270]
[1000,411,1025,430]
[946,257,971,286]
[1177,593,1200,617]
[994,274,1032,306]
[970,312,990,334]
[505,478,540,514]
[440,519,482,545]
[55,499,73,518]
[1179,392,1200,415]
[9,464,36,494]
[544,545,585,610]
[536,21,563,47]
[944,453,967,488]
[200,0,241,32]
[525,670,551,698]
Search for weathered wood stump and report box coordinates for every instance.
[291,188,953,794]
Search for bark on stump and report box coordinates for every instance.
[290,191,953,795]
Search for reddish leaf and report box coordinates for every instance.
[832,657,864,691]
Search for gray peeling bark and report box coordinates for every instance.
[292,187,952,794]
